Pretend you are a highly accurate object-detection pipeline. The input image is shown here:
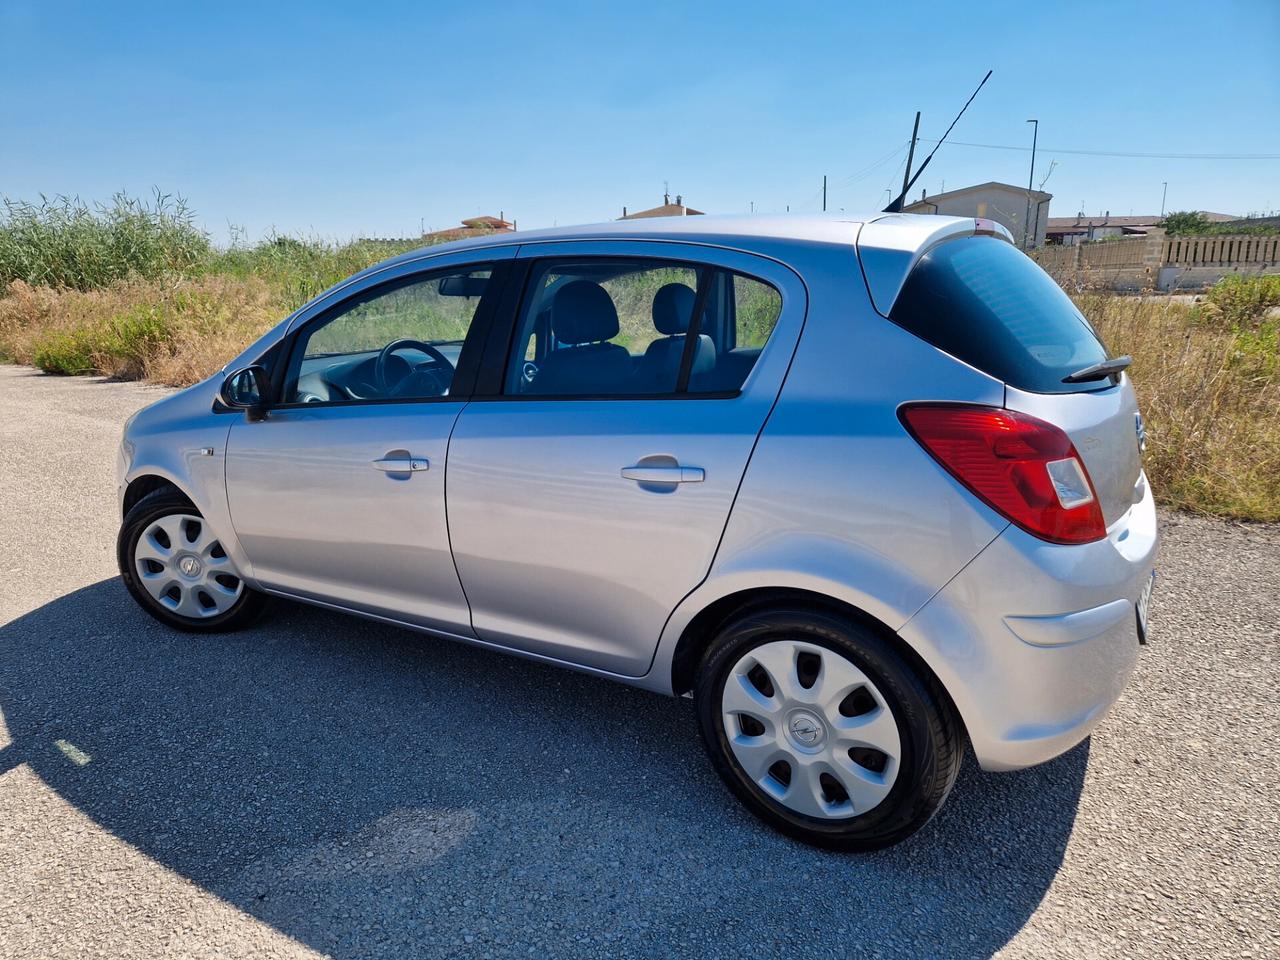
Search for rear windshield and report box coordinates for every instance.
[888,236,1109,394]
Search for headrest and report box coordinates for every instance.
[552,281,619,345]
[651,282,696,336]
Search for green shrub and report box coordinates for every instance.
[1160,211,1214,236]
[31,327,98,375]
[1160,210,1279,237]
[96,306,174,375]
[208,234,431,311]
[0,190,441,308]
[0,191,210,289]
[27,305,171,378]
[1202,274,1280,328]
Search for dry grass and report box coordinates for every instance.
[1083,292,1279,521]
[0,277,278,386]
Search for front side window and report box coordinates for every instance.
[505,259,781,398]
[283,266,491,404]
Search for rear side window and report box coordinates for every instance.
[889,236,1109,393]
[503,258,781,398]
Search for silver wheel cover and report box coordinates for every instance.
[134,514,244,619]
[721,639,901,820]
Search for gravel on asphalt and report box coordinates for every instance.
[0,364,1276,960]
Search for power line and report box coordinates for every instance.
[802,143,910,209]
[835,141,910,187]
[791,142,911,211]
[917,138,1280,161]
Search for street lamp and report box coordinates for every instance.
[1023,119,1039,248]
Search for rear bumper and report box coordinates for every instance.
[898,472,1158,771]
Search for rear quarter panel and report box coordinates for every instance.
[1004,378,1144,528]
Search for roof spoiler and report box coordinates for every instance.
[857,216,1013,317]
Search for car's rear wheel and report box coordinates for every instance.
[117,489,266,632]
[695,606,962,850]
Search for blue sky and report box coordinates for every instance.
[2,0,1277,242]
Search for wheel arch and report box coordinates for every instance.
[667,586,967,742]
[122,473,195,517]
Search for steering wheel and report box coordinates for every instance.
[375,339,453,397]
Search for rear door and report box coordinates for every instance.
[445,241,806,676]
[887,234,1143,524]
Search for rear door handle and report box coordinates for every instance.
[620,464,704,483]
[372,457,429,472]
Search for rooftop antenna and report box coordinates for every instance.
[884,69,992,213]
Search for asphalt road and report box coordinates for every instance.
[0,364,1276,959]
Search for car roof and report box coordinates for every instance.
[374,212,1000,266]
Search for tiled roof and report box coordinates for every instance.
[621,203,705,220]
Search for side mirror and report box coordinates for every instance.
[220,365,270,421]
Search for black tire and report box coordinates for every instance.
[117,488,267,633]
[694,605,963,851]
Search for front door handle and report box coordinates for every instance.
[372,456,429,472]
[620,464,704,484]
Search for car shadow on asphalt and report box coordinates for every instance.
[0,579,1089,959]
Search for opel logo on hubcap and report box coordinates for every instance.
[788,712,823,747]
[178,556,202,578]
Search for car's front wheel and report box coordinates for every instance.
[117,489,266,632]
[695,606,963,850]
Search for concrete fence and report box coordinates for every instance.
[1162,235,1280,268]
[1032,234,1279,291]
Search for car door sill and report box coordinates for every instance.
[261,587,658,688]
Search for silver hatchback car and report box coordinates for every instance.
[116,213,1157,849]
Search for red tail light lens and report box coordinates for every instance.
[899,403,1107,545]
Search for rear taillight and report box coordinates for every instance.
[899,403,1107,545]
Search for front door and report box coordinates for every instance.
[446,243,806,675]
[225,254,511,635]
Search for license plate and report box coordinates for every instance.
[1136,571,1155,644]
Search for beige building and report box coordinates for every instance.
[903,181,1051,248]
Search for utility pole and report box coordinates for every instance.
[1161,181,1168,218]
[1023,119,1039,248]
[822,175,827,212]
[901,111,921,203]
